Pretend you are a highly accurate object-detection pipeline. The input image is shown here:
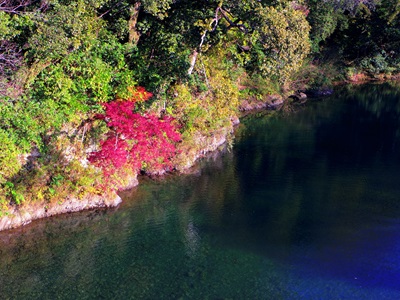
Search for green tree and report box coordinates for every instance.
[0,129,21,184]
[248,3,311,83]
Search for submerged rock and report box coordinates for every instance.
[267,94,284,109]
[289,92,307,102]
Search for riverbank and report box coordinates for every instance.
[0,93,280,232]
[0,78,362,232]
[0,193,122,231]
[1,75,398,232]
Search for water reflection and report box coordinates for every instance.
[185,221,200,258]
[1,83,400,298]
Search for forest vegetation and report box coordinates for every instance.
[0,0,399,216]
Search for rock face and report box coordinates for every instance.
[239,94,284,111]
[0,121,235,232]
[267,95,284,109]
[173,126,233,173]
[289,92,307,102]
[0,193,122,232]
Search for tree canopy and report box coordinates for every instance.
[0,0,399,209]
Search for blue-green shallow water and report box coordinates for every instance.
[1,83,400,299]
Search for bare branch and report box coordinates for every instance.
[188,10,219,75]
[218,7,248,34]
[188,5,249,75]
[0,0,32,14]
[0,40,22,75]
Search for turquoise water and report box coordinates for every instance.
[1,83,400,299]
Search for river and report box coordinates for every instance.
[1,83,400,299]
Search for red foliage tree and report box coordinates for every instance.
[88,87,181,179]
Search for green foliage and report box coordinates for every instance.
[4,181,24,205]
[239,73,281,101]
[0,11,12,39]
[360,52,389,75]
[309,0,400,74]
[292,57,347,91]
[0,9,34,41]
[249,4,311,83]
[306,0,344,53]
[27,0,103,61]
[30,39,126,108]
[380,0,400,24]
[1,29,135,151]
[0,98,42,151]
[0,129,21,184]
[142,0,175,19]
[0,135,102,211]
[168,44,240,138]
[0,1,136,209]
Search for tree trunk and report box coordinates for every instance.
[187,50,198,75]
[128,2,141,45]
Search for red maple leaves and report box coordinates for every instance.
[88,87,181,179]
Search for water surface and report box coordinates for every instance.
[1,83,400,299]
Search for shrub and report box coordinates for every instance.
[88,87,181,179]
[0,129,21,184]
[360,52,389,75]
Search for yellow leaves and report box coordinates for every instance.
[255,4,311,83]
[195,17,217,34]
[0,11,12,39]
[169,47,240,139]
[142,0,174,20]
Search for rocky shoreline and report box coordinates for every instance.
[0,87,333,232]
[0,127,234,232]
[0,106,246,232]
[0,193,122,232]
